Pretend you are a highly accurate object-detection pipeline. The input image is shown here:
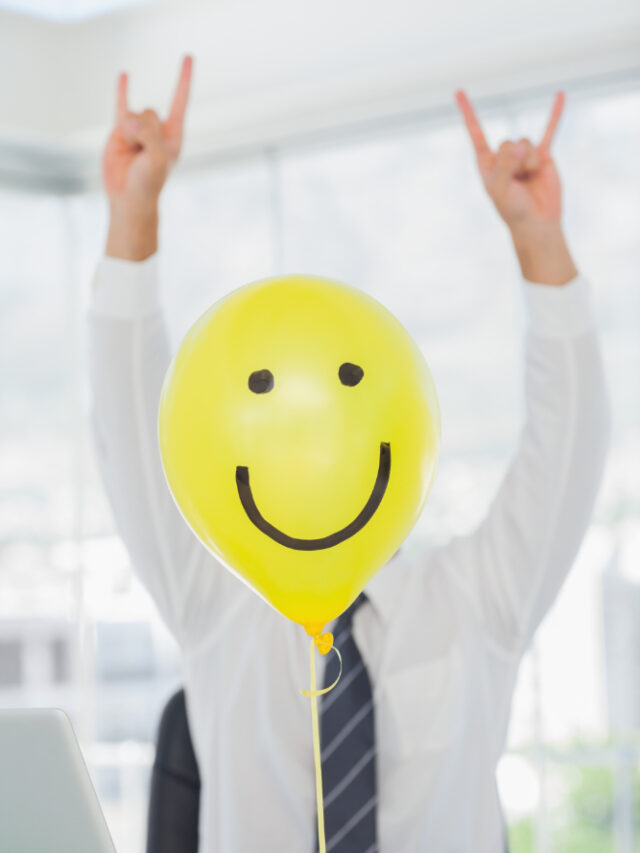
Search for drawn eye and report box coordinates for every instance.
[248,369,274,393]
[339,362,364,387]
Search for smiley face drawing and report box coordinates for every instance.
[159,275,440,634]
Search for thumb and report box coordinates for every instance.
[516,139,541,175]
[485,141,524,197]
[122,110,166,156]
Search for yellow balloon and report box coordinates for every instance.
[158,275,440,637]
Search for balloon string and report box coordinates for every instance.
[301,638,343,853]
[300,638,342,698]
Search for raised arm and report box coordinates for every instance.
[442,92,610,654]
[90,58,245,648]
[104,56,192,260]
[456,90,576,285]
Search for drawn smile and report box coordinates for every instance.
[235,442,391,550]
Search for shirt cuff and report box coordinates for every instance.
[89,254,161,319]
[523,274,595,339]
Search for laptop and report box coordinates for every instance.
[0,708,117,852]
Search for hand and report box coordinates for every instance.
[455,90,577,285]
[104,56,193,260]
[456,90,565,228]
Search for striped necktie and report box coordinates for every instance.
[316,592,377,853]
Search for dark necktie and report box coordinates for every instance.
[317,592,377,853]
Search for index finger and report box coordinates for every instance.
[539,92,565,153]
[167,55,193,128]
[455,90,492,165]
[116,72,128,124]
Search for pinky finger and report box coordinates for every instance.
[116,72,129,124]
[539,92,565,153]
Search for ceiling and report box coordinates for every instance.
[0,0,149,21]
[0,0,639,190]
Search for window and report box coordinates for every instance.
[0,640,22,687]
[51,636,69,684]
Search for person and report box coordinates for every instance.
[88,56,609,852]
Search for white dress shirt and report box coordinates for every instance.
[88,255,609,852]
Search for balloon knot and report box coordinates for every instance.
[314,632,333,655]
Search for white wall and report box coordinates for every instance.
[1,0,639,185]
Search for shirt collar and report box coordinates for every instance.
[363,547,408,625]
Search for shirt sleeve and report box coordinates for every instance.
[88,254,248,650]
[440,274,610,656]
